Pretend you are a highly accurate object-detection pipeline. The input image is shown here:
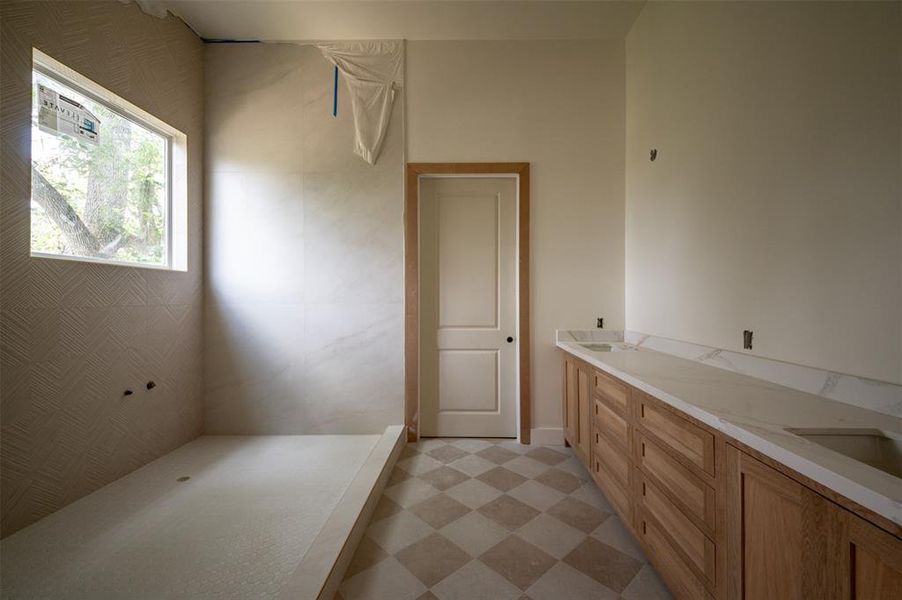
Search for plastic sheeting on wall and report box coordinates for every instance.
[316,40,403,165]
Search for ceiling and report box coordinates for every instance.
[145,1,647,42]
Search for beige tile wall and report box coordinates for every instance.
[0,1,204,537]
[203,44,404,434]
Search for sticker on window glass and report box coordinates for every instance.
[37,83,100,144]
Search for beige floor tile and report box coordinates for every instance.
[344,536,390,579]
[416,592,440,600]
[419,466,470,491]
[477,467,527,492]
[449,439,495,453]
[621,564,673,600]
[503,455,551,479]
[526,447,568,466]
[476,446,518,465]
[534,468,582,494]
[340,556,427,600]
[395,532,470,587]
[409,493,471,529]
[430,559,522,600]
[447,454,497,477]
[496,440,532,454]
[546,496,608,533]
[366,510,434,554]
[555,456,592,481]
[389,467,412,485]
[569,481,614,513]
[506,480,566,512]
[398,453,445,476]
[591,515,647,561]
[526,562,619,600]
[563,537,643,592]
[384,478,440,508]
[516,513,586,559]
[414,439,450,453]
[371,496,403,522]
[479,535,557,590]
[440,511,510,557]
[444,478,503,510]
[427,445,469,464]
[478,495,540,531]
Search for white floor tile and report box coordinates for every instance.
[448,439,494,453]
[439,512,510,557]
[503,455,551,479]
[340,556,427,600]
[443,478,503,510]
[516,514,586,559]
[621,564,673,600]
[365,511,433,554]
[384,478,440,508]
[447,454,496,477]
[507,480,567,512]
[526,562,619,600]
[397,453,444,476]
[591,515,646,562]
[431,559,521,600]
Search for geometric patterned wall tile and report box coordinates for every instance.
[0,0,204,538]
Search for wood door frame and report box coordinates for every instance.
[405,162,530,443]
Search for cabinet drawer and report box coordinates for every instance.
[593,369,629,415]
[635,432,716,534]
[637,393,715,476]
[637,472,716,585]
[594,429,630,490]
[591,454,631,521]
[594,398,629,450]
[637,508,715,600]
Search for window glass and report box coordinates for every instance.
[31,68,169,267]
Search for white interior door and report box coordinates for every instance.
[420,176,517,438]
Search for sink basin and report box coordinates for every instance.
[787,428,902,479]
[579,342,636,353]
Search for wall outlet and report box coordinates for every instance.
[597,317,604,329]
[743,330,753,350]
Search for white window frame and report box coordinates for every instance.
[30,49,188,271]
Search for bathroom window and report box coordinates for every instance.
[30,49,187,270]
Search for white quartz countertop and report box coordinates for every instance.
[556,339,902,526]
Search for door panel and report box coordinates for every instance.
[420,177,517,437]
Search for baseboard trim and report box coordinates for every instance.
[530,427,564,446]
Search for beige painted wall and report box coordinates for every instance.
[204,44,404,433]
[0,1,204,537]
[407,40,626,433]
[625,1,902,384]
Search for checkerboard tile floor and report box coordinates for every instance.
[338,438,673,600]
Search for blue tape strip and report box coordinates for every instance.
[332,65,338,117]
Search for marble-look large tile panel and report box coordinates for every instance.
[303,303,404,433]
[203,42,404,434]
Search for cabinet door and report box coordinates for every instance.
[577,364,590,458]
[564,357,578,445]
[835,508,902,599]
[725,445,829,599]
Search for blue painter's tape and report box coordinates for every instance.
[332,65,338,117]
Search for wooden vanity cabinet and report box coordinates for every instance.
[562,354,591,462]
[559,348,902,600]
[725,444,902,600]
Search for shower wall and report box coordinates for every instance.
[204,44,404,433]
[0,1,204,537]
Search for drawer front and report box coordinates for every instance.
[594,429,630,490]
[594,398,629,450]
[636,508,714,600]
[593,369,629,414]
[591,454,631,521]
[635,432,716,533]
[637,472,716,585]
[637,393,715,476]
